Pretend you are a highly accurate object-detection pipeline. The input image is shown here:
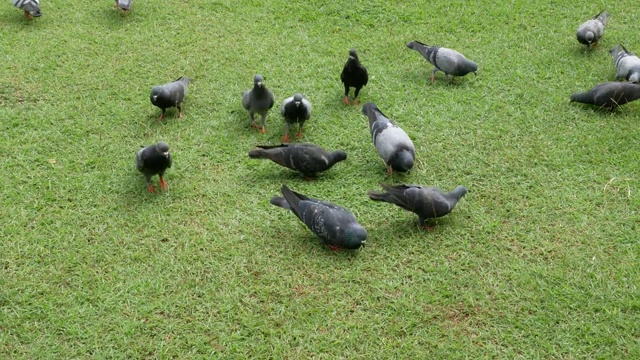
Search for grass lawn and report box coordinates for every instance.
[1,0,639,358]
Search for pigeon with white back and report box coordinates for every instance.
[280,93,311,142]
[270,185,367,251]
[576,10,610,48]
[12,0,42,19]
[150,76,191,120]
[610,44,640,83]
[136,141,172,193]
[249,143,346,179]
[242,74,275,133]
[368,184,468,228]
[362,102,415,174]
[570,82,640,110]
[406,41,477,83]
[114,0,132,12]
[340,49,369,105]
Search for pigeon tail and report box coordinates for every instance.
[279,184,305,221]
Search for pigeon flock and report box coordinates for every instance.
[11,4,638,251]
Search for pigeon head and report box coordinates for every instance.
[293,93,303,106]
[465,60,478,76]
[155,142,170,157]
[342,224,368,250]
[348,48,358,60]
[390,150,414,172]
[452,186,468,199]
[332,150,347,162]
[253,74,264,88]
[584,32,595,43]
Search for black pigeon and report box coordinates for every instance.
[368,184,468,228]
[280,93,312,142]
[570,82,640,110]
[362,102,415,174]
[406,41,478,83]
[242,74,275,133]
[248,143,346,179]
[136,141,172,193]
[270,185,367,251]
[150,76,191,120]
[340,48,369,106]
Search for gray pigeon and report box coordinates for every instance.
[368,184,468,228]
[570,82,640,110]
[280,93,312,142]
[114,0,132,11]
[248,143,346,179]
[269,185,367,251]
[406,41,477,83]
[150,76,191,120]
[242,74,275,133]
[340,49,369,105]
[362,102,415,174]
[136,141,172,193]
[576,10,610,47]
[610,45,640,83]
[12,0,42,19]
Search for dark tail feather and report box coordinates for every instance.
[280,184,303,220]
[368,190,392,202]
[269,196,290,210]
[248,149,268,159]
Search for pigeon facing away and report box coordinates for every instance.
[12,0,42,19]
[150,76,191,120]
[242,74,275,133]
[114,0,132,11]
[269,185,367,251]
[368,184,468,228]
[362,102,415,174]
[570,82,640,110]
[280,94,312,142]
[610,45,640,83]
[136,141,172,193]
[340,49,369,105]
[406,41,478,83]
[576,10,611,47]
[249,143,346,179]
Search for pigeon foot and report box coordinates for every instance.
[178,112,183,119]
[327,244,341,252]
[147,184,156,193]
[295,131,302,139]
[386,166,393,175]
[160,177,168,190]
[260,126,266,134]
[158,113,165,121]
[353,99,360,106]
[24,11,32,19]
[281,134,290,143]
[420,224,436,231]
[251,122,261,130]
[343,96,351,105]
[431,74,436,84]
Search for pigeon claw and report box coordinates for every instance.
[147,184,156,193]
[353,98,360,106]
[160,178,168,190]
[420,224,436,231]
[386,166,393,175]
[260,126,266,134]
[178,112,183,119]
[295,131,303,139]
[281,134,290,143]
[251,122,261,130]
[24,11,32,19]
[327,244,341,252]
[343,96,351,105]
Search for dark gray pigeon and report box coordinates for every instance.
[340,49,369,105]
[570,82,640,110]
[280,93,312,142]
[369,184,467,228]
[136,141,172,193]
[269,185,367,251]
[362,102,415,174]
[242,74,275,133]
[114,0,132,11]
[406,41,477,83]
[610,45,640,83]
[249,143,346,179]
[576,10,610,47]
[12,0,42,19]
[150,76,191,120]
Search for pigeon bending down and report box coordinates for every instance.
[610,45,640,83]
[368,184,468,229]
[406,41,477,83]
[362,102,415,174]
[340,49,369,105]
[136,141,172,193]
[576,10,610,47]
[242,74,275,133]
[269,185,367,251]
[114,0,132,11]
[150,76,191,120]
[280,94,311,142]
[249,143,346,179]
[12,0,42,19]
[570,82,640,110]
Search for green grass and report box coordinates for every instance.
[1,0,639,358]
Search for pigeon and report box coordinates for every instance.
[114,0,132,12]
[368,184,468,229]
[610,45,640,83]
[136,141,172,193]
[248,143,346,179]
[280,93,312,142]
[576,10,611,48]
[150,76,191,120]
[12,0,42,19]
[362,102,415,174]
[269,185,367,251]
[570,82,640,111]
[406,41,478,83]
[242,74,275,133]
[340,48,369,105]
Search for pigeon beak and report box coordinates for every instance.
[162,151,169,158]
[295,101,301,106]
[257,82,263,87]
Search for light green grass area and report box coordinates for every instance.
[1,0,639,358]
